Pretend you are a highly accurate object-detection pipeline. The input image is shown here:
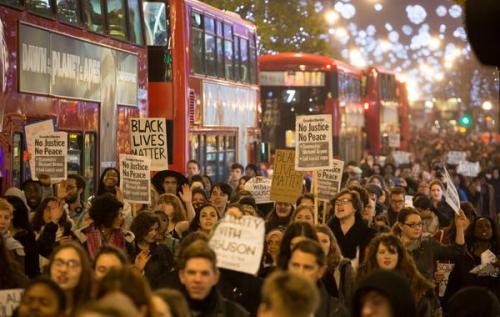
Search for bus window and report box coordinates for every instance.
[128,0,144,45]
[84,133,96,199]
[0,0,20,7]
[204,16,216,76]
[216,21,224,78]
[224,24,234,80]
[12,133,23,189]
[191,11,204,74]
[106,0,128,40]
[56,0,81,25]
[240,38,248,82]
[234,37,240,81]
[82,0,105,34]
[143,1,168,46]
[249,35,257,84]
[26,0,54,17]
[67,132,83,176]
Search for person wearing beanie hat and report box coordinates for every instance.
[352,270,417,317]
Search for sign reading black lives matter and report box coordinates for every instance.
[119,154,151,204]
[209,215,265,275]
[33,132,67,182]
[130,118,168,171]
[270,150,306,204]
[295,114,334,171]
[317,159,344,202]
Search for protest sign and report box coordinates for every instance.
[316,159,344,202]
[457,161,480,177]
[270,150,306,204]
[25,119,54,177]
[33,132,67,183]
[0,289,23,317]
[442,167,460,214]
[209,215,265,275]
[447,151,466,165]
[119,154,151,204]
[393,151,411,165]
[244,176,272,204]
[436,262,455,297]
[388,132,401,148]
[405,195,414,207]
[295,114,334,171]
[130,118,168,171]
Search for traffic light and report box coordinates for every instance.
[459,114,472,127]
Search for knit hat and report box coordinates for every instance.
[4,187,29,211]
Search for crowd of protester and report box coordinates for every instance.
[0,131,499,317]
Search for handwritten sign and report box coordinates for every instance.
[244,176,272,204]
[436,262,455,297]
[447,151,466,165]
[209,215,265,275]
[295,114,333,171]
[33,132,67,182]
[130,118,168,171]
[457,161,480,177]
[0,289,23,317]
[25,119,54,177]
[317,160,344,202]
[443,167,460,214]
[119,154,151,204]
[270,150,306,204]
[388,132,401,148]
[393,151,411,165]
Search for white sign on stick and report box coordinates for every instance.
[209,215,265,275]
[25,119,54,177]
[33,132,67,183]
[130,118,168,171]
[443,167,461,214]
[244,176,272,204]
[295,114,334,171]
[317,159,344,202]
[120,154,151,204]
[457,161,480,178]
[0,289,23,317]
[447,151,466,165]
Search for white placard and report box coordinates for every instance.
[393,151,411,165]
[244,176,272,204]
[0,289,23,317]
[443,167,461,214]
[130,118,168,171]
[388,132,401,148]
[447,151,466,165]
[436,262,455,297]
[317,159,344,202]
[119,154,151,204]
[25,119,54,177]
[209,215,265,275]
[457,161,480,177]
[33,132,67,183]
[295,114,334,171]
[405,195,414,207]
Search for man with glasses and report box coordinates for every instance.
[386,186,406,226]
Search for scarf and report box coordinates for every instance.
[86,223,125,259]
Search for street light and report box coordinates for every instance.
[482,100,493,111]
[325,10,339,25]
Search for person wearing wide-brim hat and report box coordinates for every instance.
[152,170,189,196]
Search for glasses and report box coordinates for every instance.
[335,198,352,206]
[404,222,423,229]
[53,258,81,270]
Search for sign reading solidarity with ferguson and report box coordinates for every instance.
[270,150,306,204]
[317,159,344,202]
[443,167,461,215]
[0,289,23,317]
[209,215,265,275]
[119,154,151,204]
[130,118,168,171]
[295,114,334,171]
[33,132,67,182]
[244,176,273,204]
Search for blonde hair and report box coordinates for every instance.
[0,198,13,214]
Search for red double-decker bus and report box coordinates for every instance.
[145,0,260,182]
[259,53,365,163]
[0,0,147,195]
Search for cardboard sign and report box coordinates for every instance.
[443,167,460,214]
[295,114,334,171]
[119,154,151,204]
[457,161,480,177]
[209,215,265,275]
[447,151,466,165]
[33,132,67,183]
[244,176,272,204]
[270,150,306,204]
[25,119,54,177]
[317,159,344,202]
[130,118,168,171]
[388,132,401,148]
[393,151,411,165]
[0,289,23,317]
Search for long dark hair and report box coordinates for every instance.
[97,167,120,196]
[5,195,32,234]
[0,234,26,289]
[277,222,318,270]
[188,203,220,233]
[31,197,71,233]
[266,202,294,229]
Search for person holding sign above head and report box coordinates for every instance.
[429,180,456,229]
[287,239,349,317]
[178,240,249,317]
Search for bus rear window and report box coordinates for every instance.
[83,0,105,34]
[57,0,81,25]
[106,0,128,40]
[143,2,168,46]
[26,0,54,17]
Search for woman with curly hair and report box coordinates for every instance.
[357,233,441,317]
